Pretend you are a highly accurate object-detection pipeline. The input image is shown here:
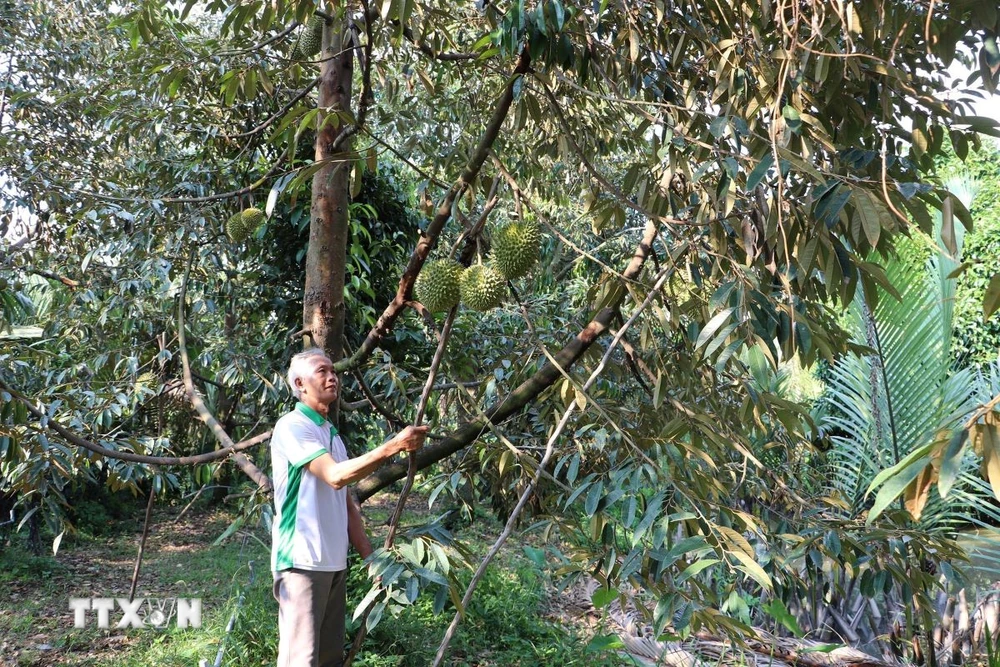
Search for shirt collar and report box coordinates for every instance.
[295,402,328,427]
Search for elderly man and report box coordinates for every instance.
[271,347,427,667]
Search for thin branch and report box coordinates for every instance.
[350,368,404,428]
[163,145,290,204]
[0,52,14,134]
[182,370,224,390]
[214,22,300,57]
[225,77,320,140]
[128,484,156,603]
[385,305,458,545]
[362,131,449,188]
[340,381,482,411]
[0,377,272,465]
[345,305,459,667]
[178,254,272,491]
[355,219,660,500]
[450,175,501,261]
[430,266,672,666]
[964,392,1000,430]
[400,24,478,62]
[29,269,81,288]
[334,48,532,374]
[537,79,716,229]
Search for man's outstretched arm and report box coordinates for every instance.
[306,425,428,490]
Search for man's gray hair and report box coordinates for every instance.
[286,348,332,399]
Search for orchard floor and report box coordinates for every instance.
[0,492,624,667]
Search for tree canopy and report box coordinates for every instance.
[3,0,1000,658]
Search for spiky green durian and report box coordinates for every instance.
[491,219,541,280]
[414,259,463,312]
[459,264,506,312]
[294,15,324,60]
[226,207,265,242]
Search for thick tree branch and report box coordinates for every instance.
[431,260,671,666]
[178,257,272,491]
[355,218,659,500]
[30,269,81,288]
[335,48,532,373]
[328,0,375,156]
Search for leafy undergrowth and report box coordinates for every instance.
[0,492,622,667]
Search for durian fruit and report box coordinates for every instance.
[491,219,541,280]
[414,259,463,312]
[226,207,265,243]
[293,15,324,60]
[459,264,506,312]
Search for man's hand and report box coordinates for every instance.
[393,425,429,454]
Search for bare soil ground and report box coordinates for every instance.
[0,505,239,667]
[0,492,603,667]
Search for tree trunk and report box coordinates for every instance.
[303,17,353,364]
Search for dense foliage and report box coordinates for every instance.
[3,0,1000,662]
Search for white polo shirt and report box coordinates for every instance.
[270,402,349,573]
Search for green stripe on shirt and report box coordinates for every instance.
[274,449,325,570]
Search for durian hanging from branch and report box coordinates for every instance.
[291,15,324,60]
[490,217,541,280]
[413,203,544,315]
[225,207,265,243]
[414,259,463,312]
[459,263,507,312]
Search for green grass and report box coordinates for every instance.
[345,556,615,667]
[0,500,625,666]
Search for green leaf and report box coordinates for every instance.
[677,558,720,582]
[591,587,618,609]
[696,307,735,350]
[212,516,244,546]
[853,190,883,247]
[762,599,803,637]
[523,546,546,568]
[867,458,930,523]
[782,105,801,133]
[584,480,603,516]
[709,116,728,139]
[938,429,968,499]
[984,273,1000,322]
[957,115,1000,138]
[746,153,774,191]
[911,126,929,156]
[731,551,772,590]
[586,634,625,652]
[632,491,665,546]
[800,644,847,654]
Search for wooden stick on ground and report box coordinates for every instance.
[128,482,157,603]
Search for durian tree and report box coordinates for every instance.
[3,0,1000,659]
